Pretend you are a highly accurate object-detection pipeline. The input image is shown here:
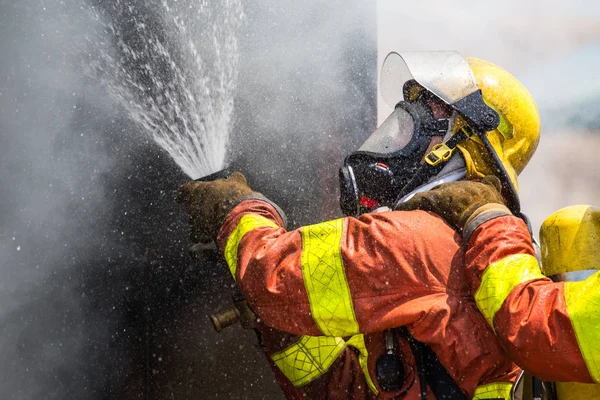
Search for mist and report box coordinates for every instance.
[0,2,120,398]
[232,1,376,226]
[0,0,193,398]
[0,0,374,398]
[1,0,598,399]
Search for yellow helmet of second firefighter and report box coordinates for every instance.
[456,58,541,191]
[539,205,600,276]
[540,206,600,399]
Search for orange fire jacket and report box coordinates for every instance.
[464,216,595,384]
[216,198,530,399]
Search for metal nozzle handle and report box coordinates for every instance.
[210,307,241,332]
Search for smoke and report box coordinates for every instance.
[232,1,376,226]
[85,0,243,179]
[0,0,375,399]
[0,0,105,396]
[0,1,191,398]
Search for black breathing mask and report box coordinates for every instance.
[339,100,450,217]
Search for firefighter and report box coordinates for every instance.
[397,191,600,396]
[178,52,542,399]
[541,205,600,399]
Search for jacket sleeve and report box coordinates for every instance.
[465,215,598,383]
[216,199,526,395]
[215,197,322,336]
[215,197,458,337]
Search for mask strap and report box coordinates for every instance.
[391,124,473,207]
[423,125,475,167]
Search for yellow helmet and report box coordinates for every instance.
[456,58,541,191]
[539,205,600,276]
[378,51,540,213]
[555,382,600,400]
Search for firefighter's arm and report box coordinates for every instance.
[465,215,598,384]
[216,197,435,337]
[215,197,326,336]
[177,172,417,336]
[397,177,600,383]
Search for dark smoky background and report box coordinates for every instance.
[0,0,374,399]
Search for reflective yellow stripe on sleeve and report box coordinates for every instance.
[271,336,347,387]
[475,254,545,329]
[223,214,278,279]
[300,218,359,337]
[564,271,600,382]
[473,382,513,399]
[272,334,379,395]
[272,218,378,394]
[346,334,379,394]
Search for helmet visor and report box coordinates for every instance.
[358,106,416,155]
[380,51,479,108]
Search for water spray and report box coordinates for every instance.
[187,165,257,334]
[86,0,243,180]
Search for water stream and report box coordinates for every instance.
[86,0,243,179]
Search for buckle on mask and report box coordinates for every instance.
[424,125,476,166]
[424,143,454,166]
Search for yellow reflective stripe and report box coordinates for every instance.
[223,214,278,279]
[272,334,379,394]
[473,382,513,399]
[271,336,346,387]
[475,254,545,328]
[564,271,600,382]
[346,334,379,395]
[301,218,360,337]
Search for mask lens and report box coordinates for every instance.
[358,107,415,154]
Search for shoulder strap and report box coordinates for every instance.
[401,327,468,400]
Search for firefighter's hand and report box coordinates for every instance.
[394,176,508,234]
[176,172,257,244]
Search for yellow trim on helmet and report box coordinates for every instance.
[224,214,278,279]
[301,219,360,337]
[475,254,545,329]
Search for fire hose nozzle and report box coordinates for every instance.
[210,307,241,332]
[210,298,257,332]
[194,167,232,182]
